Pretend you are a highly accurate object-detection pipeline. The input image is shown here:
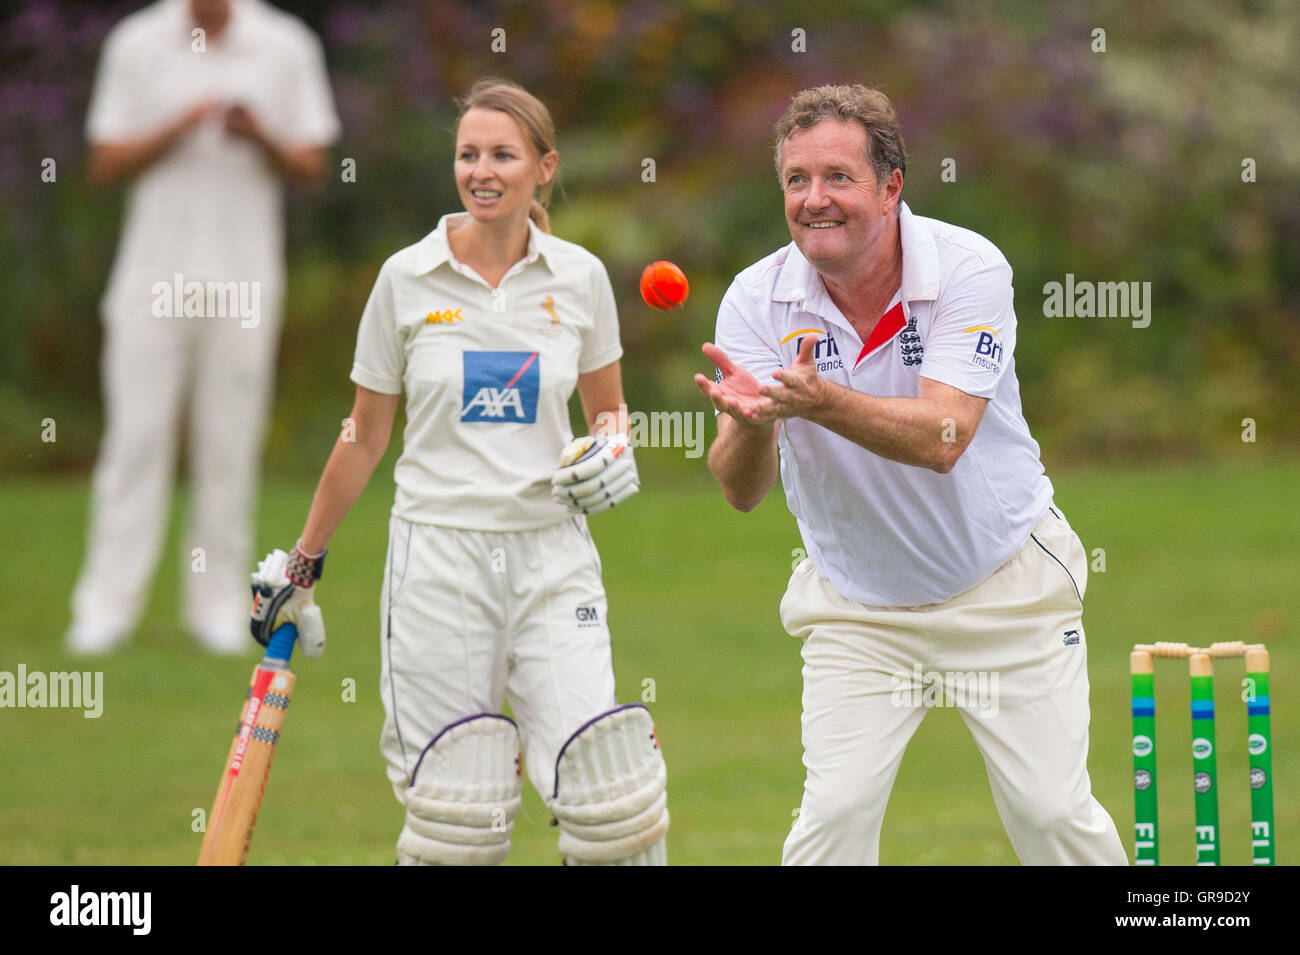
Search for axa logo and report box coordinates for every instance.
[426,308,463,324]
[966,325,1003,372]
[781,327,843,372]
[464,388,525,419]
[461,351,540,423]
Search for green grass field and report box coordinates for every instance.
[1,455,1294,865]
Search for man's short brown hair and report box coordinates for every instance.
[773,84,907,199]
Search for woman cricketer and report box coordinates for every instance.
[246,78,668,865]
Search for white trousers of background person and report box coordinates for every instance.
[69,298,282,651]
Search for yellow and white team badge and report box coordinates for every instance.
[541,295,560,324]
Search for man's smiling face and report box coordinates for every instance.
[779,118,899,276]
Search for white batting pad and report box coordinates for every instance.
[397,713,522,866]
[551,704,669,865]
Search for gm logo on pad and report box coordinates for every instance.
[461,351,540,423]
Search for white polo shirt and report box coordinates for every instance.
[85,0,340,314]
[716,202,1054,606]
[351,214,624,530]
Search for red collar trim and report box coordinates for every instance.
[853,301,906,369]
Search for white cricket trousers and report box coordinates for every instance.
[71,302,281,639]
[378,515,618,809]
[781,505,1127,865]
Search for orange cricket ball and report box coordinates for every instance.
[639,260,689,310]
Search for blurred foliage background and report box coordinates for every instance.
[2,0,1297,476]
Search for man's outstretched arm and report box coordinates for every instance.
[706,415,779,512]
[694,342,780,512]
[758,335,988,473]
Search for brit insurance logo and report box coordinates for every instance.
[966,325,1003,374]
[781,328,843,373]
[461,351,540,423]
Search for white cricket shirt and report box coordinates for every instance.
[85,0,340,314]
[716,202,1054,606]
[351,214,624,530]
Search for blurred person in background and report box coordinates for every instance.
[68,0,339,653]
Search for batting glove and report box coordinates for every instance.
[551,433,639,515]
[249,543,327,659]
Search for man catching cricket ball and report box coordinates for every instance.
[695,83,1127,865]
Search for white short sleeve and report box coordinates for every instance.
[350,263,404,395]
[281,28,341,147]
[578,260,623,373]
[85,27,143,142]
[713,279,783,387]
[917,259,1015,399]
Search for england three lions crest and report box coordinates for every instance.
[899,313,923,366]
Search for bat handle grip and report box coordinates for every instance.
[263,622,298,666]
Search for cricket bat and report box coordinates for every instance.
[197,622,300,866]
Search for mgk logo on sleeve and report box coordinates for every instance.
[461,351,541,422]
